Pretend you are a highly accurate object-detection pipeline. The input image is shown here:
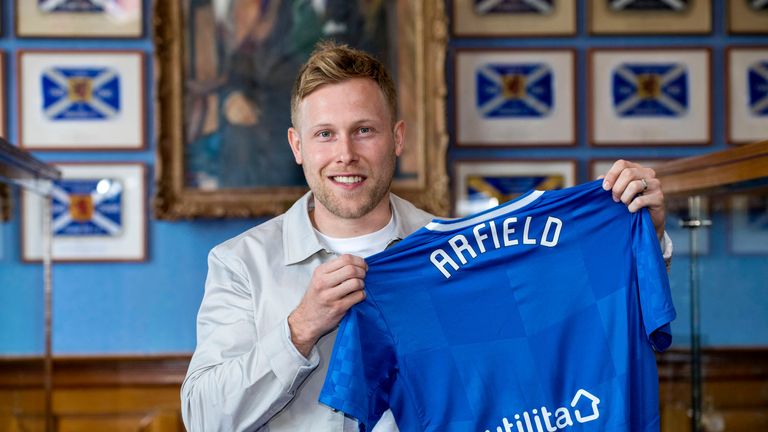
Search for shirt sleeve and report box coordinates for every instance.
[181,248,319,432]
[633,210,677,352]
[660,230,673,272]
[319,299,397,431]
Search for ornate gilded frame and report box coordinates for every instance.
[153,0,449,219]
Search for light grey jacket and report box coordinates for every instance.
[181,192,433,432]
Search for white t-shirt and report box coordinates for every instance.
[314,214,399,432]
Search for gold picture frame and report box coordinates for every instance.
[153,0,449,219]
[589,0,712,35]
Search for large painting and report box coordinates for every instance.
[154,0,449,218]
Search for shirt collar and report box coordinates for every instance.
[282,192,424,265]
[282,192,325,265]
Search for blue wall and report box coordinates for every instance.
[1,0,767,355]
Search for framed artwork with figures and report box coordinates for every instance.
[154,0,449,218]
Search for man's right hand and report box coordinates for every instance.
[287,254,368,357]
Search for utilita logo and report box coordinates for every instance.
[484,389,601,432]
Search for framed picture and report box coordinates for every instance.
[0,51,5,139]
[589,0,711,34]
[18,50,145,151]
[16,0,143,38]
[729,0,768,34]
[453,160,576,217]
[727,47,768,145]
[730,194,768,254]
[154,0,449,218]
[590,159,709,255]
[455,49,576,147]
[22,163,146,262]
[590,48,711,146]
[452,0,576,37]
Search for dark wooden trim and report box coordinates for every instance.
[654,140,768,196]
[657,347,768,382]
[0,354,191,389]
[2,348,767,388]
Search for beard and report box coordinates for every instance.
[305,150,397,220]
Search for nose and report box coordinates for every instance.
[336,134,358,165]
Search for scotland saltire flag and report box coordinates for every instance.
[473,0,554,14]
[476,63,554,118]
[609,0,689,11]
[38,0,110,13]
[612,63,688,117]
[748,61,768,116]
[41,67,121,121]
[51,179,123,236]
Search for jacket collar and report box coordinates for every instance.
[282,192,428,265]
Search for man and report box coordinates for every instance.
[181,41,671,432]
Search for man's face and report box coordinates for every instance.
[288,78,404,221]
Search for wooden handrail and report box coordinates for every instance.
[655,140,768,196]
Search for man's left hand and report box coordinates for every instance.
[601,159,665,241]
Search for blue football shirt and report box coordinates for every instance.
[319,180,676,432]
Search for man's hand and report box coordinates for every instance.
[288,254,368,358]
[601,159,666,241]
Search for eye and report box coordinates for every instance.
[317,130,332,139]
[359,127,373,134]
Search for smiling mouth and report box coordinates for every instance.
[331,175,365,184]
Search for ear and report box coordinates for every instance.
[287,127,303,164]
[393,120,405,157]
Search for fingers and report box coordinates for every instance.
[619,177,657,207]
[314,254,367,289]
[601,159,639,191]
[601,160,667,240]
[609,166,656,202]
[288,254,368,353]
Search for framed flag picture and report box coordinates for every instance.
[16,0,143,38]
[455,49,575,146]
[729,0,768,34]
[727,47,768,144]
[589,0,711,34]
[452,0,576,37]
[589,48,711,146]
[22,162,146,262]
[452,160,576,217]
[18,50,145,150]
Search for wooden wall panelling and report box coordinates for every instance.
[1,351,767,431]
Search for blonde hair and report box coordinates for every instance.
[290,41,398,127]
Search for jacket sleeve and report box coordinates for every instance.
[181,248,320,432]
